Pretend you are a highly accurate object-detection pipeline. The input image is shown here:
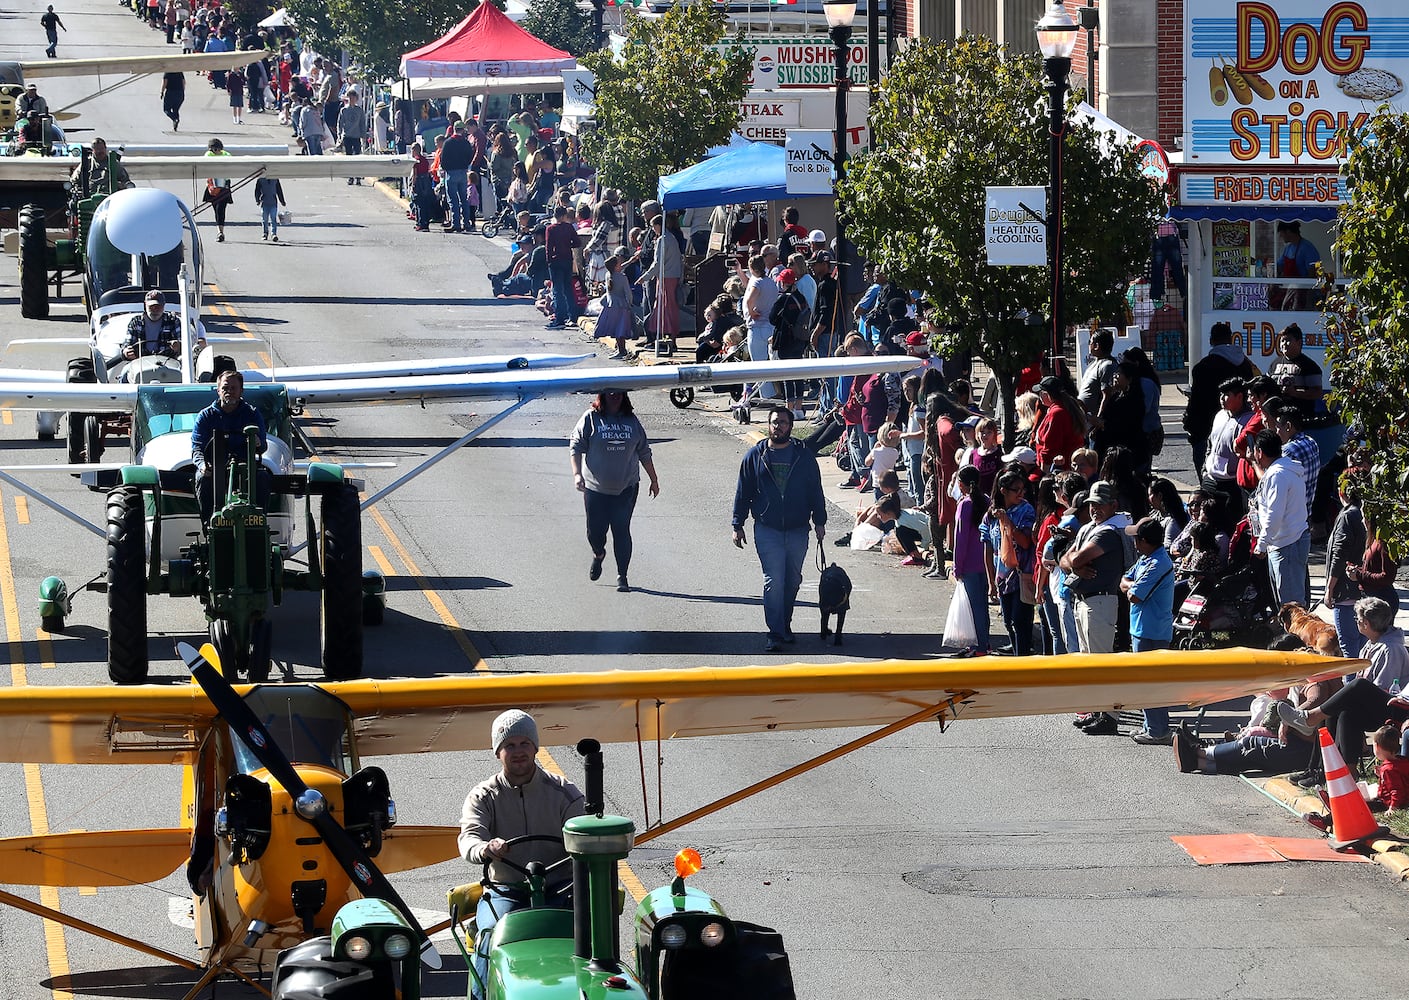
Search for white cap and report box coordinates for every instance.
[808,229,827,243]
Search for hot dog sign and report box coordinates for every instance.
[1184,1,1407,163]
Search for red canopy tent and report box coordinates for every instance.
[399,2,576,93]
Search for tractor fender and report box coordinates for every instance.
[305,462,346,488]
[119,465,161,487]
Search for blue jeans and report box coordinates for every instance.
[305,134,323,156]
[445,168,469,230]
[847,428,873,483]
[1040,594,1066,655]
[999,586,1034,655]
[754,524,809,640]
[1149,233,1186,301]
[260,202,278,236]
[548,260,574,325]
[1133,635,1172,735]
[1332,602,1364,659]
[1266,531,1310,608]
[583,484,638,577]
[957,571,990,652]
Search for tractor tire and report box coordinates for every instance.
[66,416,85,464]
[209,619,242,677]
[84,414,104,463]
[18,205,50,320]
[319,484,363,680]
[247,619,272,683]
[67,361,98,464]
[106,486,149,683]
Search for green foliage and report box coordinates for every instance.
[1323,109,1409,554]
[579,4,752,201]
[520,0,597,58]
[841,35,1161,436]
[282,0,493,81]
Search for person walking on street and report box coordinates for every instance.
[438,124,473,233]
[160,71,185,131]
[40,6,66,58]
[568,391,659,593]
[225,64,245,125]
[336,90,367,185]
[253,176,285,242]
[202,138,233,242]
[732,406,827,652]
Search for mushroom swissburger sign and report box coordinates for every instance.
[713,36,869,91]
[1184,1,1407,163]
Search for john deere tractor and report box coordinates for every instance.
[63,382,375,683]
[269,740,797,1000]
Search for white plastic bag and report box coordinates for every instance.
[850,522,885,551]
[944,583,978,649]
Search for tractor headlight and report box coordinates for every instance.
[700,922,726,948]
[383,934,412,960]
[659,924,688,949]
[343,936,373,961]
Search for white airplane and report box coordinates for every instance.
[3,184,585,461]
[0,354,915,684]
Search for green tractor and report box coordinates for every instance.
[268,741,797,1000]
[51,382,376,683]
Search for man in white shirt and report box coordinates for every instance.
[1250,428,1309,607]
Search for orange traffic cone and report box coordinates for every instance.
[1319,727,1388,851]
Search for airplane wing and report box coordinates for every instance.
[247,353,596,383]
[0,357,915,411]
[0,650,1358,766]
[19,51,284,79]
[0,156,412,184]
[0,829,190,887]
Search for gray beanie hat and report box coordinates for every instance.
[491,709,539,754]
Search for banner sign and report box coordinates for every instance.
[785,129,834,195]
[714,37,869,91]
[739,99,801,143]
[561,70,596,116]
[1179,167,1343,207]
[1183,1,1408,163]
[984,186,1047,266]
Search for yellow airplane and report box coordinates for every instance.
[0,645,1355,998]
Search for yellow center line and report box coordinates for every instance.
[2,410,12,425]
[15,496,29,525]
[366,506,485,672]
[0,489,74,997]
[367,545,396,577]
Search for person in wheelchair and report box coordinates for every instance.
[190,369,269,522]
[458,710,585,997]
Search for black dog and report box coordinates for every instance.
[818,560,852,645]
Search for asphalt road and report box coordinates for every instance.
[2,5,1407,999]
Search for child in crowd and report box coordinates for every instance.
[1070,447,1100,484]
[1373,724,1409,811]
[900,376,926,501]
[1177,521,1222,582]
[866,423,902,498]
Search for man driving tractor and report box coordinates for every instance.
[458,709,585,996]
[190,369,268,521]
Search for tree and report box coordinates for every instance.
[520,0,597,59]
[1323,110,1409,552]
[283,0,488,81]
[841,35,1162,440]
[579,3,752,202]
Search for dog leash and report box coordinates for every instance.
[816,546,830,574]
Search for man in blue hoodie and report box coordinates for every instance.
[732,406,827,651]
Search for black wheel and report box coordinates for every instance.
[669,387,694,409]
[66,415,84,464]
[208,618,246,677]
[319,484,363,680]
[84,414,104,463]
[480,220,499,239]
[247,618,272,683]
[106,486,149,683]
[18,205,49,320]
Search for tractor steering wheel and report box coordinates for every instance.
[478,834,571,902]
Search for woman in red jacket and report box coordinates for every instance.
[1033,376,1087,473]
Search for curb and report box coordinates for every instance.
[1243,774,1409,882]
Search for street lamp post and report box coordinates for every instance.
[825,0,856,325]
[1036,2,1078,374]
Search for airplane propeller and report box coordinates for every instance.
[176,641,443,969]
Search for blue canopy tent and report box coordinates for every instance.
[657,141,830,211]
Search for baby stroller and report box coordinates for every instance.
[1172,521,1277,649]
[667,337,749,410]
[478,201,517,239]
